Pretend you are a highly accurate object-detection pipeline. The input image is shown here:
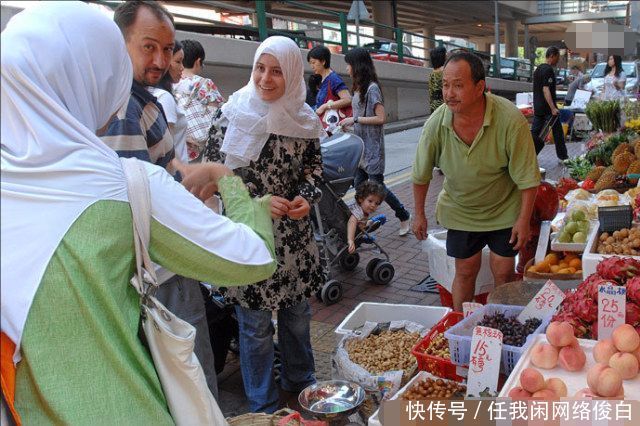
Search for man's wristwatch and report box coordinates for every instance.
[327,100,334,109]
[354,117,359,124]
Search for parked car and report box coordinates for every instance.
[363,42,424,67]
[584,60,639,98]
[489,57,532,81]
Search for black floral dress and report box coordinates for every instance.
[204,111,324,311]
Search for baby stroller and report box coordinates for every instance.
[312,132,395,305]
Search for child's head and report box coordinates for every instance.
[355,180,386,215]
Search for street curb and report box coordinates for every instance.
[384,116,428,135]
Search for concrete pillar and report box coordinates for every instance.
[505,20,518,58]
[422,25,435,53]
[523,24,530,60]
[371,0,395,41]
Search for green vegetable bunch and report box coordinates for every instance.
[586,100,620,133]
[563,155,593,180]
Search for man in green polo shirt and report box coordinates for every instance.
[412,51,540,312]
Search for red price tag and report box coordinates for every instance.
[518,280,566,322]
[598,284,626,340]
[466,326,503,397]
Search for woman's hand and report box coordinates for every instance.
[348,240,356,254]
[270,196,291,219]
[174,161,233,201]
[316,103,327,116]
[339,117,355,128]
[287,196,310,220]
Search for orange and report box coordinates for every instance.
[567,267,577,274]
[569,258,582,269]
[536,262,551,273]
[550,265,561,273]
[528,265,537,273]
[544,253,560,266]
[558,268,572,274]
[564,253,578,261]
[558,262,569,269]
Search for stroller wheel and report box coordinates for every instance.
[338,252,360,271]
[366,258,382,279]
[320,280,343,305]
[372,261,395,285]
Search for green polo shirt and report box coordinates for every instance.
[412,92,540,232]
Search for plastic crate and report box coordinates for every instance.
[598,205,632,233]
[443,304,552,376]
[411,312,465,382]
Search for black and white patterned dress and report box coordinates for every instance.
[204,111,324,311]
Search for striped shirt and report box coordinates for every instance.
[102,81,175,170]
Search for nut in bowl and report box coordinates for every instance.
[298,380,365,421]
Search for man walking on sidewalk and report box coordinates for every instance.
[412,52,540,312]
[530,46,568,160]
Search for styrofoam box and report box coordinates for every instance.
[582,221,640,280]
[499,334,640,399]
[334,302,451,344]
[368,370,464,426]
[423,231,495,295]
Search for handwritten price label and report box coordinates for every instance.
[466,326,503,398]
[463,302,483,318]
[598,284,626,340]
[518,280,566,322]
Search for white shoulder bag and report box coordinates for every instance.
[120,158,228,426]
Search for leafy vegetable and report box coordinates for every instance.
[586,100,620,133]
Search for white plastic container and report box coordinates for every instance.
[334,302,450,344]
[499,334,640,399]
[423,231,495,296]
[581,221,640,279]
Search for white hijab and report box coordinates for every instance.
[1,1,133,360]
[220,36,325,169]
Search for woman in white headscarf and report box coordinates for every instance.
[1,2,276,423]
[202,36,325,413]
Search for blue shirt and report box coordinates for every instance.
[314,71,348,110]
[101,80,175,171]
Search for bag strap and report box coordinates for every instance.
[120,157,159,297]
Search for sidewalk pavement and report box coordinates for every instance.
[218,141,584,418]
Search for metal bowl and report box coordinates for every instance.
[298,380,365,421]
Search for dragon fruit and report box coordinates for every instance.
[551,311,589,338]
[596,256,640,284]
[627,276,640,304]
[626,302,640,326]
[578,274,609,300]
[572,297,599,323]
[591,321,598,340]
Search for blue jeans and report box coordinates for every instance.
[235,300,316,413]
[354,168,411,222]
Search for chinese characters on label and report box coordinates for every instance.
[598,284,626,340]
[518,280,565,322]
[466,326,503,397]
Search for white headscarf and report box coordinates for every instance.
[1,1,133,360]
[220,36,325,169]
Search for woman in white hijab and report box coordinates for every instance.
[1,2,277,423]
[202,36,325,413]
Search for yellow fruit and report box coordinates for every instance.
[550,265,561,273]
[569,258,582,269]
[536,262,551,273]
[567,267,577,274]
[564,253,578,261]
[528,266,537,273]
[545,253,560,266]
[558,262,569,269]
[558,268,572,274]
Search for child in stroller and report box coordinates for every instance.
[313,132,395,305]
[347,180,386,254]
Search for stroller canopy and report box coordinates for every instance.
[321,132,364,183]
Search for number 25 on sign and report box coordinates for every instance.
[598,284,626,340]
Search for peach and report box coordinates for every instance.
[597,367,623,397]
[546,321,576,347]
[520,367,545,394]
[530,343,559,369]
[558,343,586,371]
[531,389,557,399]
[609,352,639,380]
[632,344,640,364]
[545,378,568,397]
[508,387,532,399]
[612,324,640,353]
[574,387,597,399]
[587,362,609,393]
[593,339,618,363]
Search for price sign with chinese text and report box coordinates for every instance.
[518,280,565,322]
[598,284,626,340]
[466,326,503,397]
[463,302,483,318]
